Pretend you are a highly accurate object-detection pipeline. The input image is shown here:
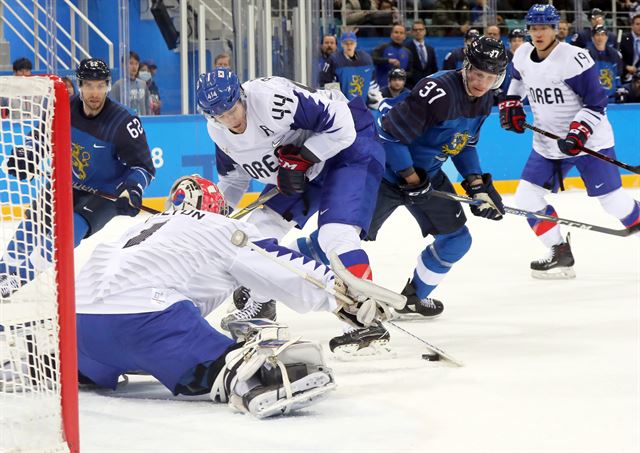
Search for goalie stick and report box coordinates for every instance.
[72,183,278,220]
[524,123,640,175]
[430,190,639,237]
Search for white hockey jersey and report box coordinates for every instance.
[207,77,357,207]
[508,42,614,159]
[75,210,337,316]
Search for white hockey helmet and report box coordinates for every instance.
[168,175,229,215]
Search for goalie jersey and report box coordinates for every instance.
[209,77,362,207]
[507,41,615,159]
[75,210,337,316]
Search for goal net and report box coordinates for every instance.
[0,76,78,452]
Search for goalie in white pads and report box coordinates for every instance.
[73,176,405,418]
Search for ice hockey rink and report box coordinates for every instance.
[62,188,639,453]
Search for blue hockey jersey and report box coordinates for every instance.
[377,70,492,185]
[585,42,623,98]
[70,96,155,194]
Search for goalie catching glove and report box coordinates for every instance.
[329,252,407,328]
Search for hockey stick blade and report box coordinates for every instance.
[386,321,464,367]
[431,190,637,237]
[523,123,640,175]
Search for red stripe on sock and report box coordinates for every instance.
[346,264,373,280]
[532,220,557,236]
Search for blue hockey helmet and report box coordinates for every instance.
[525,4,560,28]
[196,68,241,116]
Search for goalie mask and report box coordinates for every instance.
[168,175,229,215]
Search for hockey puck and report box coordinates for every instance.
[422,352,440,361]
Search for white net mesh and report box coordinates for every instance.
[0,76,67,452]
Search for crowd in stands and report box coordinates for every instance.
[5,3,640,112]
[319,5,640,104]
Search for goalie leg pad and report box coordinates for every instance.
[211,336,336,418]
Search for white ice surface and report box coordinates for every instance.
[68,190,640,452]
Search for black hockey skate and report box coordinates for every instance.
[329,321,391,358]
[393,280,444,320]
[221,297,277,331]
[531,233,575,279]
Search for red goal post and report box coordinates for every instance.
[0,75,78,452]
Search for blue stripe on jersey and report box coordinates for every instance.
[291,91,336,133]
[215,146,238,176]
[253,238,330,274]
[564,64,608,114]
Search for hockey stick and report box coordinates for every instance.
[431,190,638,237]
[72,183,279,220]
[228,187,279,220]
[523,123,640,175]
[72,183,161,214]
[386,321,464,367]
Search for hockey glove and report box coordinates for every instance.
[498,95,526,133]
[398,168,432,203]
[557,121,592,156]
[461,173,505,221]
[276,144,314,196]
[6,139,40,181]
[115,180,143,217]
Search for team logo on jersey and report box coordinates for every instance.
[349,75,365,97]
[71,143,91,180]
[441,132,469,156]
[599,68,614,90]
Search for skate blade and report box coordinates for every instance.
[331,339,395,361]
[531,267,576,280]
[248,372,335,418]
[392,312,442,322]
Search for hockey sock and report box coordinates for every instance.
[620,201,640,228]
[527,205,563,248]
[598,189,640,228]
[73,213,90,246]
[1,217,41,282]
[413,227,471,300]
[337,249,372,280]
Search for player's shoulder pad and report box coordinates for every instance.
[511,42,534,68]
[556,42,594,77]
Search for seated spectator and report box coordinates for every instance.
[497,28,525,97]
[372,23,413,88]
[484,24,501,41]
[616,72,640,102]
[619,13,640,82]
[586,25,624,99]
[371,0,401,36]
[12,58,32,76]
[558,19,571,43]
[405,19,438,88]
[111,51,150,115]
[432,0,471,37]
[318,35,337,80]
[61,76,76,97]
[570,8,617,48]
[318,31,382,108]
[443,28,479,70]
[139,62,161,115]
[214,53,232,69]
[381,68,410,98]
